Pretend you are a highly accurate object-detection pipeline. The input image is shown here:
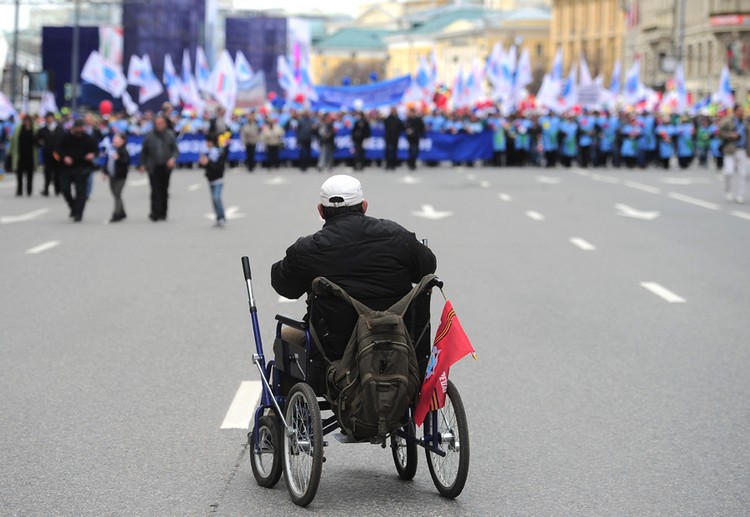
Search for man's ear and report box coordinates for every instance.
[362,200,368,213]
[317,204,325,219]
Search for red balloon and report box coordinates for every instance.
[294,93,305,104]
[267,91,277,101]
[99,100,113,115]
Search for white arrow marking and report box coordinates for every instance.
[412,204,453,220]
[614,203,660,220]
[188,183,201,192]
[525,210,545,221]
[537,176,561,184]
[264,176,287,185]
[660,177,712,185]
[398,175,423,184]
[204,206,246,221]
[623,180,662,194]
[26,240,60,254]
[591,173,621,184]
[498,193,513,202]
[667,192,720,210]
[127,178,149,187]
[731,210,750,221]
[220,381,262,429]
[640,282,686,303]
[277,296,298,304]
[0,208,50,225]
[569,238,596,251]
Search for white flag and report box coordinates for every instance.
[234,50,254,85]
[39,91,58,115]
[579,51,593,86]
[81,50,127,98]
[209,49,237,111]
[0,91,17,119]
[122,90,139,115]
[163,54,181,106]
[138,54,163,104]
[195,46,212,94]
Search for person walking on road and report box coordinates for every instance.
[10,115,38,197]
[199,132,229,227]
[383,107,403,171]
[59,119,98,222]
[719,104,747,204]
[140,115,178,221]
[37,112,64,197]
[240,115,259,172]
[351,111,371,171]
[295,110,316,172]
[103,132,131,223]
[404,108,425,171]
[261,117,284,170]
[316,113,336,171]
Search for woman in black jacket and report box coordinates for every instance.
[103,133,131,222]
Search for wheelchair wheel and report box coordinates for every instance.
[391,422,418,480]
[425,380,470,499]
[249,413,282,488]
[282,383,324,507]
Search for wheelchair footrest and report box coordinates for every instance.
[333,432,369,444]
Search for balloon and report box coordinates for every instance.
[267,91,277,101]
[99,100,113,115]
[369,71,378,82]
[294,93,305,104]
[342,76,351,86]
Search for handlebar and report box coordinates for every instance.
[242,256,252,281]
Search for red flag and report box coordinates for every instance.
[413,300,476,426]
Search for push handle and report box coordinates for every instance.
[242,256,252,280]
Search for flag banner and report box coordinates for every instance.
[98,26,123,67]
[39,91,58,115]
[413,301,476,427]
[234,50,255,85]
[209,49,238,110]
[127,55,147,86]
[312,75,412,110]
[81,50,127,98]
[195,46,212,94]
[99,127,495,167]
[163,54,181,106]
[0,91,17,119]
[138,54,163,104]
[235,70,267,109]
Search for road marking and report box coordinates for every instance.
[277,296,298,304]
[537,175,561,184]
[640,282,686,303]
[614,203,660,220]
[570,169,590,177]
[660,177,712,185]
[204,206,245,221]
[0,181,17,189]
[569,238,596,251]
[26,240,60,255]
[525,210,545,221]
[731,210,750,221]
[0,208,50,225]
[220,381,263,429]
[591,173,621,184]
[623,180,662,194]
[264,177,287,185]
[412,204,453,220]
[498,193,512,202]
[188,183,201,192]
[479,180,491,188]
[667,192,720,210]
[127,178,149,187]
[466,173,476,181]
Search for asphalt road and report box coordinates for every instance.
[1,162,749,516]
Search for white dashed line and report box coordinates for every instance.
[498,193,512,202]
[537,176,561,184]
[569,238,596,251]
[479,180,491,188]
[731,210,750,220]
[667,192,720,210]
[188,183,201,192]
[590,173,621,184]
[623,180,662,194]
[570,169,590,177]
[127,178,149,187]
[1,208,50,225]
[525,210,545,221]
[26,240,60,255]
[640,282,686,303]
[220,381,262,429]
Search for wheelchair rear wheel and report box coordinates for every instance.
[391,421,418,480]
[283,383,324,507]
[425,380,470,498]
[249,413,283,488]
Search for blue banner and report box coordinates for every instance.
[110,129,493,167]
[312,75,413,110]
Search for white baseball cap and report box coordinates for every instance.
[320,175,364,207]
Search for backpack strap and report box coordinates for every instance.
[387,274,440,317]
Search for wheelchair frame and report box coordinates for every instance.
[241,256,469,507]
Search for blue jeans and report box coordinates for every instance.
[210,181,225,221]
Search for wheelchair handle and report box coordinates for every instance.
[242,256,252,281]
[241,256,256,310]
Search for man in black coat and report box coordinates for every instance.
[271,174,436,364]
[383,107,403,170]
[351,111,371,171]
[139,115,178,221]
[404,108,425,171]
[37,112,64,196]
[59,119,98,222]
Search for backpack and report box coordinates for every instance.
[309,275,438,440]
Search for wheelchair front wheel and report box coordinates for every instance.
[425,380,470,498]
[249,413,283,488]
[282,383,324,507]
[391,422,418,480]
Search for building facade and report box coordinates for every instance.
[550,0,625,84]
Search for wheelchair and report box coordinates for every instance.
[240,256,470,507]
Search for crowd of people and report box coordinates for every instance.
[1,100,747,223]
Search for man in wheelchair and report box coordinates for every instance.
[271,174,437,393]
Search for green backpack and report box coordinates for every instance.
[310,275,438,440]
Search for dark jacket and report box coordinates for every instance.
[352,117,371,144]
[37,124,65,165]
[108,145,131,180]
[405,115,425,143]
[59,131,98,171]
[384,114,404,143]
[141,129,178,172]
[203,146,228,182]
[271,212,437,359]
[296,115,316,143]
